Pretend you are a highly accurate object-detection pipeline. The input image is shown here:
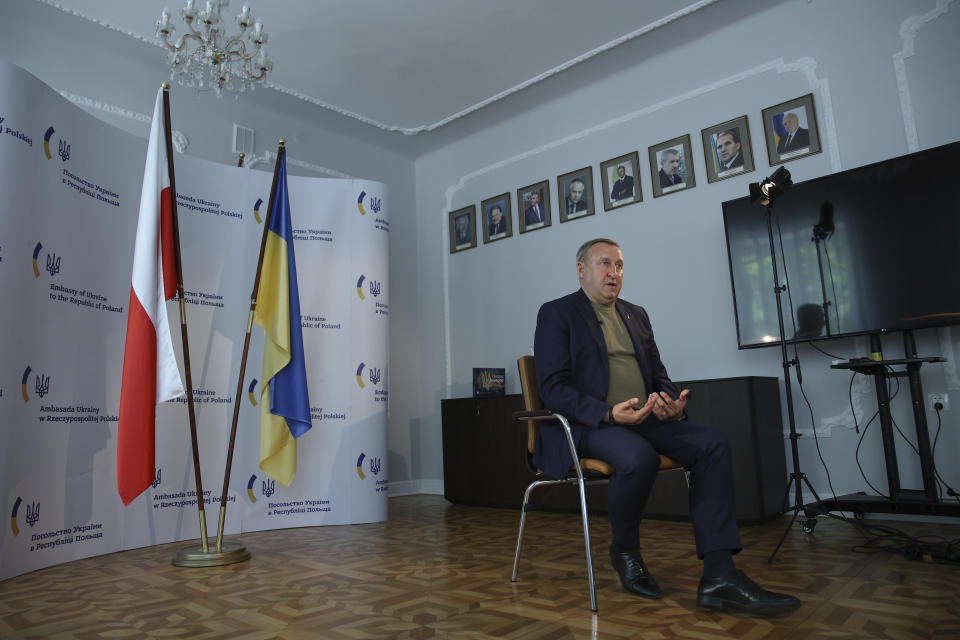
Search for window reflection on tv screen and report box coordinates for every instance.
[722,141,960,349]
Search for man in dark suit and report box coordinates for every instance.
[533,238,801,616]
[453,213,472,246]
[777,113,810,154]
[565,178,588,215]
[715,129,744,172]
[658,149,684,188]
[487,204,507,237]
[610,165,635,201]
[524,190,546,226]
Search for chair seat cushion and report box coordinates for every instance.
[578,454,680,477]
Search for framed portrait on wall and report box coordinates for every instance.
[517,180,551,233]
[480,193,512,244]
[649,134,695,197]
[701,116,755,183]
[449,205,477,253]
[556,167,595,222]
[762,93,822,166]
[600,151,642,211]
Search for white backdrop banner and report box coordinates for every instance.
[0,62,389,580]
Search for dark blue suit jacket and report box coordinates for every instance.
[532,289,679,480]
[610,175,635,200]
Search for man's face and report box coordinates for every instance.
[455,215,469,235]
[490,207,502,225]
[617,166,626,179]
[661,153,680,176]
[783,114,799,133]
[529,191,540,207]
[578,242,623,306]
[716,133,740,163]
[569,181,584,203]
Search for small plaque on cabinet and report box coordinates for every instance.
[473,368,505,397]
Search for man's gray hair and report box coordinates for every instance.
[576,238,619,263]
[660,148,680,161]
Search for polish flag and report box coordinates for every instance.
[117,88,184,505]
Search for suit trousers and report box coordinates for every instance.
[579,418,742,558]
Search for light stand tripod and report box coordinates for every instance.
[748,169,827,563]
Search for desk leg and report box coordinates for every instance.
[872,369,902,498]
[904,332,940,501]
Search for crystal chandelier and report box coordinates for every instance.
[157,1,273,97]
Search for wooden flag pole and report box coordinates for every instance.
[237,152,245,168]
[213,140,285,556]
[149,84,211,565]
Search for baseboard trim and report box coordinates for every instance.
[388,479,444,497]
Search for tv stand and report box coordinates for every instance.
[819,330,959,518]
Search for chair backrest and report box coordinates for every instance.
[516,355,681,476]
[517,355,540,455]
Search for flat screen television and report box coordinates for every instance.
[722,140,960,349]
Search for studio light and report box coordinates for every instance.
[157,1,272,97]
[749,166,793,207]
[747,164,826,561]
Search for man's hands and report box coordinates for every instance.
[651,389,689,422]
[610,395,655,425]
[608,389,690,425]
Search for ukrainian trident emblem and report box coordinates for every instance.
[46,253,61,277]
[35,374,50,399]
[25,501,40,528]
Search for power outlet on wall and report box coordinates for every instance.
[929,393,950,411]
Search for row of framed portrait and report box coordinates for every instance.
[450,93,823,253]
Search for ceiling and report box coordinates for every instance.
[44,0,721,139]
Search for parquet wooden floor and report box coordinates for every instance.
[1,495,958,639]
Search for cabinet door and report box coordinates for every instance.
[441,395,527,508]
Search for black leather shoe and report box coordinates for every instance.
[609,548,661,599]
[697,570,801,616]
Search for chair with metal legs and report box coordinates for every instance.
[510,355,682,612]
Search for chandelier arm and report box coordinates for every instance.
[242,65,268,82]
[181,17,204,41]
[162,30,206,58]
[222,37,257,61]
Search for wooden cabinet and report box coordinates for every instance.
[441,376,786,524]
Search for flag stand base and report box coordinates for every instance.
[172,541,250,568]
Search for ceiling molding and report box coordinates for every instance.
[39,0,158,46]
[55,89,189,153]
[245,151,356,179]
[38,0,720,136]
[56,89,151,125]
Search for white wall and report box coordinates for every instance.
[414,0,960,506]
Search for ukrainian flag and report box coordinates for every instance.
[772,113,787,150]
[254,149,312,487]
